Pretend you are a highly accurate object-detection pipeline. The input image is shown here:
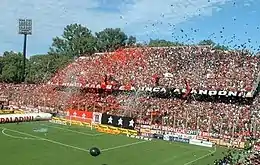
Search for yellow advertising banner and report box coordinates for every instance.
[0,110,14,114]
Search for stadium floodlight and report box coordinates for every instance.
[18,19,32,82]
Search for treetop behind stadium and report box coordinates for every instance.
[48,82,253,98]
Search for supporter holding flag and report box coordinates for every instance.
[152,74,160,86]
[125,82,132,91]
[101,74,107,89]
[182,79,191,98]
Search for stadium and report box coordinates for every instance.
[1,1,260,165]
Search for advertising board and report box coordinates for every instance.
[0,113,52,124]
[189,139,213,148]
[163,134,190,143]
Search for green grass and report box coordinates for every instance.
[0,122,227,165]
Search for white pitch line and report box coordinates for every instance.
[1,127,147,153]
[101,140,147,152]
[183,146,217,165]
[1,129,40,140]
[42,124,103,136]
[1,127,89,152]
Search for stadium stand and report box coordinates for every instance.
[1,46,260,164]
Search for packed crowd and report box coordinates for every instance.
[51,46,260,91]
[216,139,260,165]
[1,46,260,164]
[214,149,260,165]
[50,46,260,137]
[1,46,260,140]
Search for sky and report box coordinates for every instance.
[0,0,259,56]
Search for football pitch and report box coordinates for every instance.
[0,122,226,165]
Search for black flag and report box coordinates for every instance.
[101,113,135,130]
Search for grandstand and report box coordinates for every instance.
[45,46,260,136]
[1,46,260,137]
[1,45,260,164]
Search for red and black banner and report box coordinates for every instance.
[101,113,135,130]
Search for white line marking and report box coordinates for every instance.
[1,127,147,153]
[1,129,40,140]
[183,146,217,165]
[157,156,178,165]
[1,127,89,152]
[157,149,196,165]
[101,140,147,152]
[43,124,103,136]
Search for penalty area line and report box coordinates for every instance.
[183,146,217,165]
[1,128,40,140]
[0,127,89,152]
[101,141,148,152]
[0,127,147,153]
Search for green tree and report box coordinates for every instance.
[198,39,229,50]
[127,35,137,47]
[198,39,216,46]
[0,56,3,76]
[26,54,72,83]
[148,39,183,47]
[214,44,229,51]
[95,28,128,52]
[0,51,24,83]
[49,23,97,57]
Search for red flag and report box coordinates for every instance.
[182,79,191,98]
[152,74,160,86]
[101,82,106,89]
[125,83,132,90]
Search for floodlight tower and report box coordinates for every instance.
[18,19,32,82]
